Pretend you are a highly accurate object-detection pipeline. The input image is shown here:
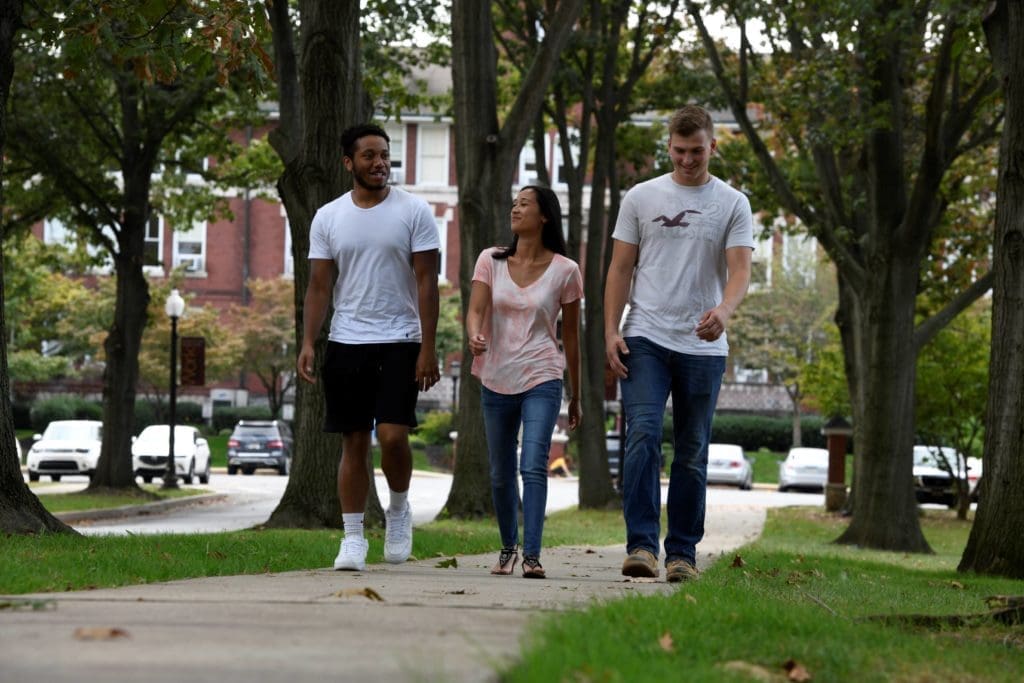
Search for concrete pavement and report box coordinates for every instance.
[0,504,765,683]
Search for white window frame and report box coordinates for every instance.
[435,215,449,284]
[172,219,207,276]
[283,215,294,278]
[384,122,406,185]
[416,124,449,187]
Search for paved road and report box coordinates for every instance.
[29,470,826,535]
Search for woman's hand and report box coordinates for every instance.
[567,397,581,431]
[468,333,489,356]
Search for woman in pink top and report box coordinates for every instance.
[467,185,582,579]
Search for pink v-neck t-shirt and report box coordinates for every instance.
[471,247,583,395]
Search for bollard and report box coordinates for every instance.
[821,415,852,512]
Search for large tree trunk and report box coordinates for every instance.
[444,0,583,518]
[264,0,379,528]
[959,0,1024,578]
[834,261,931,552]
[0,0,74,534]
[577,106,617,509]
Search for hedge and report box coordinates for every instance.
[709,414,827,452]
[30,396,103,432]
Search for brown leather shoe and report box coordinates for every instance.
[491,547,519,575]
[622,548,659,578]
[666,558,699,583]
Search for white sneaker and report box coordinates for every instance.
[333,536,368,571]
[383,502,413,564]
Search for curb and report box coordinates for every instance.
[54,493,228,524]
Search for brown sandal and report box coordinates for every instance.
[522,555,545,579]
[491,547,518,575]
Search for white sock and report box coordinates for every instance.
[388,488,408,513]
[342,513,364,539]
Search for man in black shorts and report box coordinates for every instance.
[297,123,440,570]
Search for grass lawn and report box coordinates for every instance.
[0,508,627,595]
[34,485,206,513]
[506,508,1024,682]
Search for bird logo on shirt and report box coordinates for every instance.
[652,209,702,228]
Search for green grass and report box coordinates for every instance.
[33,486,205,513]
[505,508,1024,683]
[0,507,626,595]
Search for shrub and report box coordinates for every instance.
[709,414,826,452]
[134,400,204,431]
[30,396,102,432]
[213,406,274,432]
[415,411,453,445]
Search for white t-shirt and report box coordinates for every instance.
[612,174,755,356]
[308,187,439,343]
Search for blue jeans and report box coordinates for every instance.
[481,379,562,558]
[620,337,725,565]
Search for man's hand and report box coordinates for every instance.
[297,344,316,384]
[416,347,440,392]
[695,307,729,342]
[606,334,629,379]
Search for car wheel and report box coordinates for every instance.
[777,484,787,492]
[278,457,290,476]
[142,475,153,484]
[51,474,61,482]
[741,475,752,491]
[242,467,255,475]
[227,465,238,475]
[28,471,39,482]
[182,460,195,485]
[199,460,210,484]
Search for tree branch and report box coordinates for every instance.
[913,271,994,352]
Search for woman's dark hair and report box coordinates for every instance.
[492,185,567,260]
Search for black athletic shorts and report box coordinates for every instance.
[321,341,421,433]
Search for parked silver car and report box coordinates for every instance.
[778,447,829,492]
[706,443,754,490]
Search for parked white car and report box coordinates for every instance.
[706,443,753,490]
[26,420,103,482]
[778,447,829,492]
[913,445,980,507]
[132,425,211,485]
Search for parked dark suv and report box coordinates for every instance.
[227,420,294,475]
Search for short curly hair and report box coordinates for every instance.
[341,123,390,159]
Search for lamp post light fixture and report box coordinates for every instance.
[163,289,186,490]
[449,360,461,414]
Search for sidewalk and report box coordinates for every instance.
[0,505,765,683]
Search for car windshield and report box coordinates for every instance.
[913,446,958,466]
[43,422,100,441]
[234,426,278,438]
[138,426,194,442]
[788,449,827,465]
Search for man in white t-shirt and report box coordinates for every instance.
[297,123,441,571]
[604,105,755,583]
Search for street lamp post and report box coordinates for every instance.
[163,289,185,490]
[449,360,461,414]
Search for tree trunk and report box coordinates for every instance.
[0,0,75,534]
[959,0,1024,578]
[577,106,617,509]
[789,385,802,447]
[834,261,932,552]
[444,0,583,518]
[264,0,380,529]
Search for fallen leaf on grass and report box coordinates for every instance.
[684,594,697,604]
[948,580,965,590]
[731,554,746,568]
[73,627,130,641]
[783,658,812,681]
[207,550,227,560]
[658,631,674,652]
[332,587,385,601]
[719,660,775,681]
[435,557,458,569]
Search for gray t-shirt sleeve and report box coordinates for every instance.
[725,192,755,250]
[611,188,641,244]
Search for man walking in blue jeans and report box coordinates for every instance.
[604,105,754,582]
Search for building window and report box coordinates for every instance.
[517,136,547,186]
[145,214,163,267]
[173,220,206,274]
[384,122,405,185]
[417,125,449,186]
[43,217,73,245]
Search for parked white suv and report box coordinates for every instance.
[26,420,103,482]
